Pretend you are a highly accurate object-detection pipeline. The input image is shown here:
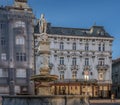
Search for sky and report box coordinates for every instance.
[0,0,120,59]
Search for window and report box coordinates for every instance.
[14,21,25,28]
[0,24,3,29]
[85,43,89,51]
[72,71,77,79]
[72,58,76,65]
[16,69,26,78]
[0,87,9,93]
[72,43,76,50]
[99,73,103,80]
[60,42,64,50]
[85,58,89,66]
[98,44,101,51]
[16,36,25,45]
[0,23,5,29]
[15,86,20,93]
[1,37,5,46]
[0,68,8,77]
[16,52,26,62]
[60,71,64,80]
[84,70,89,80]
[98,58,104,66]
[103,44,105,51]
[60,57,64,65]
[1,53,6,61]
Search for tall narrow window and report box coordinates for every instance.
[85,43,89,51]
[72,58,76,65]
[72,43,76,50]
[98,44,101,51]
[60,71,64,80]
[60,42,64,50]
[60,57,64,65]
[72,71,77,79]
[0,24,3,29]
[84,70,89,80]
[1,37,5,46]
[99,73,104,80]
[103,44,105,51]
[85,58,89,66]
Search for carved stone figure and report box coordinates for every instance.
[39,14,47,34]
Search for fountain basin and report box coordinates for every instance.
[2,95,90,105]
[31,74,58,82]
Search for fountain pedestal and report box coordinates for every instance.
[31,15,58,95]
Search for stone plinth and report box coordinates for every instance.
[2,95,90,105]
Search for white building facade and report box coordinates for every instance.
[35,23,113,97]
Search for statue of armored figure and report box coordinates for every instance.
[39,14,47,34]
[36,14,48,54]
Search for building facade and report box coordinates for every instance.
[0,0,34,95]
[35,22,114,98]
[112,58,120,98]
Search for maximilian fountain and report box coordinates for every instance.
[2,14,90,105]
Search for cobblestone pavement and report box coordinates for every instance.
[90,99,120,105]
[90,103,120,105]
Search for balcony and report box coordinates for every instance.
[83,65,91,70]
[54,79,97,84]
[96,64,109,70]
[97,80,112,84]
[71,65,79,70]
[58,64,66,70]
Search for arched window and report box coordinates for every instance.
[16,36,25,45]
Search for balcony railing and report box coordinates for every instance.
[58,64,66,70]
[97,80,112,84]
[54,79,97,84]
[83,65,91,70]
[96,64,109,69]
[71,65,79,70]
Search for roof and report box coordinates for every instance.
[112,58,120,65]
[34,23,113,38]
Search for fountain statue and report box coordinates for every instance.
[31,14,58,95]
